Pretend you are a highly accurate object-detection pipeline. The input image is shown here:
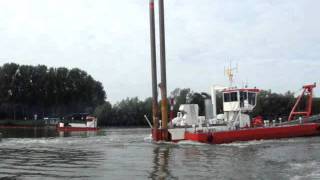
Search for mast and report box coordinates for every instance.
[158,0,169,140]
[149,0,159,138]
[224,62,238,87]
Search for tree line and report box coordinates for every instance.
[0,63,106,120]
[1,63,319,126]
[95,88,320,127]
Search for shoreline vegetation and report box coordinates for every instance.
[0,63,319,128]
[0,119,45,127]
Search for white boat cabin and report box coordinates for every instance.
[58,116,98,128]
[222,88,259,112]
[222,88,259,128]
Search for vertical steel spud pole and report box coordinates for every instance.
[158,0,168,140]
[149,0,159,140]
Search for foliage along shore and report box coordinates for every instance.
[0,63,319,127]
[95,88,320,127]
[0,63,105,122]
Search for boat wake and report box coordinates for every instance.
[176,140,208,146]
[220,139,274,148]
[143,134,153,143]
[143,134,207,146]
[289,161,320,180]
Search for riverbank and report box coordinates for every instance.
[0,120,46,127]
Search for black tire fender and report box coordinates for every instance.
[207,133,213,143]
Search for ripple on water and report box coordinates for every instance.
[0,137,106,179]
[0,128,320,180]
[289,161,320,180]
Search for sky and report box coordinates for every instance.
[0,0,319,103]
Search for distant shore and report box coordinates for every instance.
[0,120,46,127]
[0,120,149,128]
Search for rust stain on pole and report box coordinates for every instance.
[159,0,168,140]
[149,0,159,133]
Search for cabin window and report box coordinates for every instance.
[224,92,238,102]
[230,92,238,101]
[248,92,256,105]
[240,91,247,107]
[224,93,231,102]
[240,92,247,100]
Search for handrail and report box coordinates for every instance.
[144,115,153,129]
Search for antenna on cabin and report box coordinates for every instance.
[224,61,238,87]
[244,78,248,88]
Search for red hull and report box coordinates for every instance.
[57,127,99,132]
[185,123,320,144]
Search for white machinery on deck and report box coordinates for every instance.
[168,85,259,141]
[171,104,203,127]
[172,86,259,129]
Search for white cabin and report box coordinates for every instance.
[221,88,259,128]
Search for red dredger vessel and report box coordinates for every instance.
[147,0,320,144]
[151,65,320,144]
[165,81,320,144]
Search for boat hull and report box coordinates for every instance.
[56,127,99,132]
[184,123,320,144]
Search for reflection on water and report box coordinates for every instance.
[0,128,107,179]
[0,127,104,138]
[0,128,319,179]
[58,130,103,137]
[150,146,177,180]
[0,145,102,179]
[0,127,58,138]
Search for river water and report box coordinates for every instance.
[0,127,320,180]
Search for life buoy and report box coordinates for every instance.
[252,116,263,127]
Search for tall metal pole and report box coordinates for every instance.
[158,0,168,140]
[149,0,159,138]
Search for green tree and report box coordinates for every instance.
[0,63,106,120]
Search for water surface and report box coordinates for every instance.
[0,127,319,179]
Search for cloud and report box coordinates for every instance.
[0,0,318,102]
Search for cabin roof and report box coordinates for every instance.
[222,88,260,93]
